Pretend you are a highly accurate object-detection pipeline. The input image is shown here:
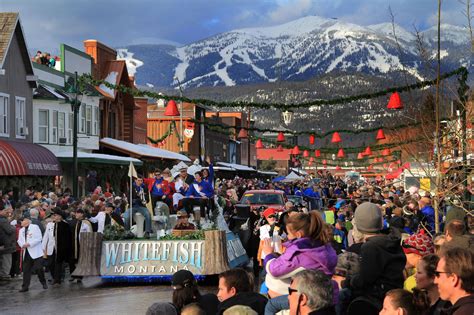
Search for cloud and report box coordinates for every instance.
[267,0,314,23]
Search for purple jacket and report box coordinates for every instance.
[264,237,337,277]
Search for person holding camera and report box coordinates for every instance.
[123,176,153,238]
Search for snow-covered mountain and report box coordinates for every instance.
[119,16,472,89]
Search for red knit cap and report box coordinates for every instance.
[263,208,277,219]
[402,231,434,256]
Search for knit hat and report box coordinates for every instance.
[402,231,434,256]
[263,208,277,219]
[146,302,177,315]
[353,202,383,233]
[171,270,196,290]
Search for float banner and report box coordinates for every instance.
[100,240,205,276]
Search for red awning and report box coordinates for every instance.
[0,141,61,176]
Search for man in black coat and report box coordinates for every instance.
[0,202,16,280]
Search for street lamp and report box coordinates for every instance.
[66,72,83,198]
[174,76,184,153]
[282,110,294,125]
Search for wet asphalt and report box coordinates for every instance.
[0,276,218,315]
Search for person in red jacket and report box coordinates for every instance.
[148,169,171,210]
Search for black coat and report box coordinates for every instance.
[55,220,72,262]
[217,292,268,315]
[442,295,474,315]
[0,216,16,254]
[347,235,406,301]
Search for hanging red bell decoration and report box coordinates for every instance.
[277,132,285,142]
[382,148,391,156]
[255,139,264,149]
[237,128,248,139]
[364,146,372,156]
[315,149,321,157]
[277,145,283,152]
[387,92,404,109]
[309,134,315,145]
[336,165,342,170]
[309,157,314,162]
[322,159,327,165]
[331,132,342,143]
[308,161,313,166]
[376,129,386,140]
[357,152,363,159]
[164,100,180,116]
[337,148,345,158]
[292,146,300,155]
[303,150,309,157]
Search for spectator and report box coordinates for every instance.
[402,231,434,292]
[287,269,336,315]
[146,302,177,315]
[414,254,451,315]
[380,289,429,315]
[223,305,258,315]
[0,201,16,281]
[29,208,45,234]
[442,219,473,252]
[171,270,218,315]
[434,247,474,314]
[181,303,206,315]
[173,210,196,230]
[217,268,267,315]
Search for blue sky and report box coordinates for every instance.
[1,0,469,52]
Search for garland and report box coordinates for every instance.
[78,67,467,110]
[147,120,184,146]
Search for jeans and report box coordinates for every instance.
[123,206,152,233]
[264,294,289,315]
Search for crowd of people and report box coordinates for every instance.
[0,165,473,314]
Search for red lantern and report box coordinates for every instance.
[376,129,386,140]
[337,148,345,158]
[277,132,285,142]
[309,157,314,162]
[164,100,180,116]
[237,128,248,139]
[292,146,300,155]
[387,92,404,109]
[336,165,342,170]
[303,150,309,157]
[255,139,264,149]
[309,134,315,145]
[315,149,321,157]
[322,159,327,165]
[308,161,313,166]
[331,132,342,143]
[357,152,363,159]
[364,146,372,156]
[277,145,283,152]
[382,148,391,156]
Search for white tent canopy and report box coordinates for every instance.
[216,162,255,172]
[281,171,304,182]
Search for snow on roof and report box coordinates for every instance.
[258,170,278,175]
[216,162,255,171]
[100,138,190,162]
[290,168,308,175]
[54,151,142,164]
[42,84,67,100]
[98,71,118,99]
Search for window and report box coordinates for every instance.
[38,109,49,143]
[51,110,58,144]
[15,97,26,138]
[93,107,99,136]
[86,105,92,135]
[80,105,85,133]
[68,113,73,144]
[0,93,9,136]
[58,112,65,140]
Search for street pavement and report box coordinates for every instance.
[0,276,218,315]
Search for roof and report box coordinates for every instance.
[0,13,36,85]
[216,162,255,171]
[257,148,292,161]
[54,151,142,166]
[100,138,191,162]
[257,170,278,176]
[0,13,18,66]
[34,84,69,100]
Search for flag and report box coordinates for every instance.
[128,161,137,178]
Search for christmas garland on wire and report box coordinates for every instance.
[78,67,468,110]
[147,120,184,145]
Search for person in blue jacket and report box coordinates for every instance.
[202,163,214,188]
[303,184,321,210]
[182,171,214,223]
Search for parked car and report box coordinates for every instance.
[238,190,286,212]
